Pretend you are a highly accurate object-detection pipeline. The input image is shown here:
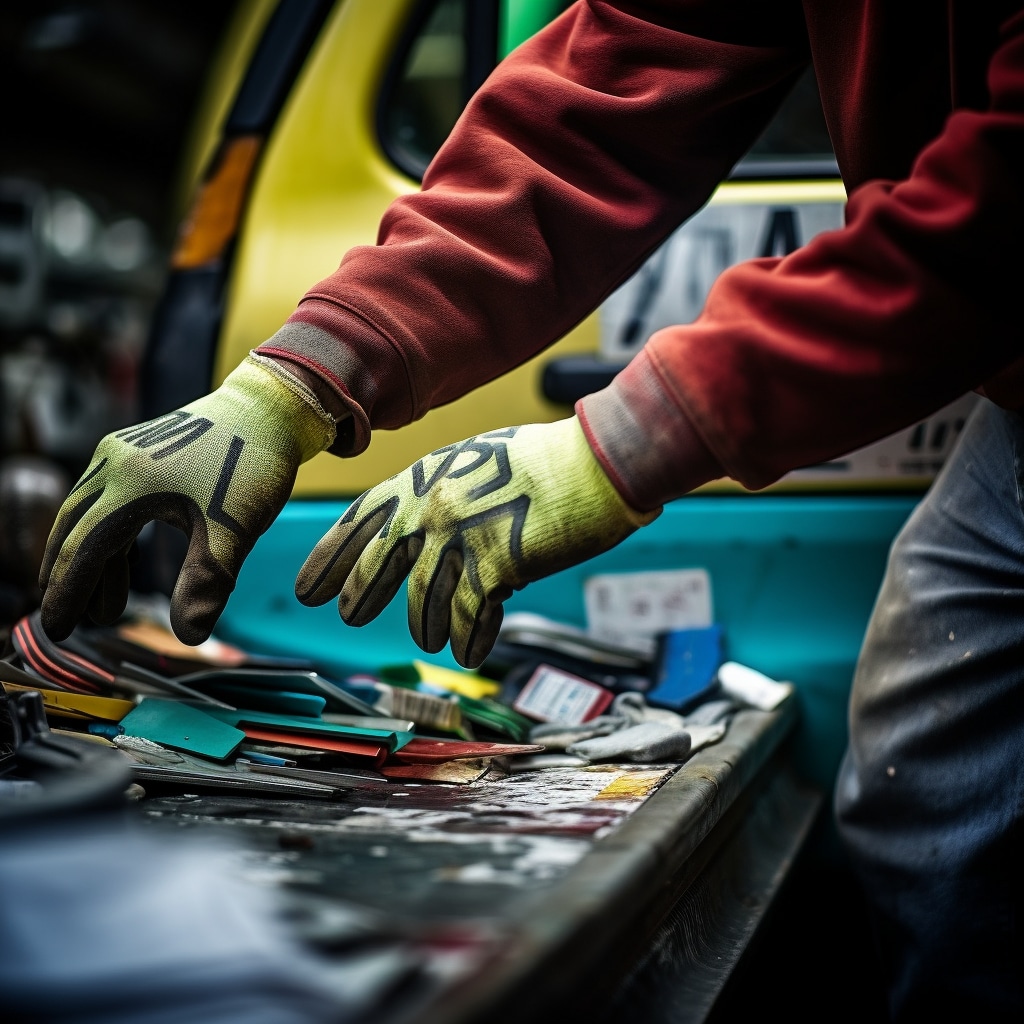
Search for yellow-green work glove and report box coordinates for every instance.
[295,417,661,669]
[39,353,336,645]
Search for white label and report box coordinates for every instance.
[717,661,793,711]
[513,665,612,725]
[584,568,712,646]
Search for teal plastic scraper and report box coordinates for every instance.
[120,699,246,761]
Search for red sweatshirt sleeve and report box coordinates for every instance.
[580,7,1024,506]
[260,0,811,456]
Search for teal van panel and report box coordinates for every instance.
[217,494,918,798]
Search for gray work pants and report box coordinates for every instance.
[836,399,1024,1022]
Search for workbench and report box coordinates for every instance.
[136,695,819,1024]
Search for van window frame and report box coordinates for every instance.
[376,0,501,181]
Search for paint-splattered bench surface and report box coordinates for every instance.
[138,698,817,1024]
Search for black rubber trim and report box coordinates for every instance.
[140,266,226,419]
[226,0,338,134]
[464,0,500,100]
[376,0,502,182]
[727,156,841,181]
[541,354,629,406]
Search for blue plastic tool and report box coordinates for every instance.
[647,625,724,712]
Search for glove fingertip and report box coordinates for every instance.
[338,589,384,628]
[294,567,333,607]
[298,497,402,607]
[338,536,420,628]
[38,532,67,593]
[414,547,461,655]
[295,530,355,605]
[39,558,95,640]
[87,590,130,627]
[86,551,132,626]
[168,603,217,648]
[414,625,449,656]
[37,551,107,641]
[37,555,51,594]
[39,599,76,643]
[455,601,504,670]
[169,550,236,648]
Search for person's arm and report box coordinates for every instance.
[257,0,813,456]
[579,7,1024,509]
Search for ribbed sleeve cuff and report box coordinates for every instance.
[575,349,724,512]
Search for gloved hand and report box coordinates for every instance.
[295,417,660,668]
[39,353,337,645]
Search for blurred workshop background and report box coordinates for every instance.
[0,0,240,621]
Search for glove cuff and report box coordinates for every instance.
[561,417,662,531]
[225,353,338,462]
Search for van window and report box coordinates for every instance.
[735,66,837,178]
[379,0,470,179]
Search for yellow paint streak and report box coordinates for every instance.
[593,770,670,801]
